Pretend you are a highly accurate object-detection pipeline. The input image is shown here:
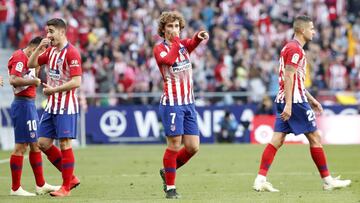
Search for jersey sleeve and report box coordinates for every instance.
[9,54,25,77]
[153,37,180,66]
[38,48,51,66]
[283,44,302,69]
[66,48,82,76]
[180,32,202,54]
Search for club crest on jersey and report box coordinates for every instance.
[179,47,188,56]
[56,58,63,67]
[30,132,36,138]
[170,124,176,132]
[49,69,61,80]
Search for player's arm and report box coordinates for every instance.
[9,58,41,87]
[181,31,209,53]
[280,65,296,121]
[305,90,323,114]
[9,75,40,87]
[153,36,181,66]
[28,38,50,68]
[42,76,81,96]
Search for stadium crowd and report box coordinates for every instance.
[1,0,360,105]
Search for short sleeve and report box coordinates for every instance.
[9,55,25,77]
[38,48,51,66]
[66,48,82,76]
[283,44,302,69]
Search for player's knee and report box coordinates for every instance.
[270,138,284,149]
[186,145,199,154]
[13,145,27,155]
[38,141,50,152]
[59,139,72,150]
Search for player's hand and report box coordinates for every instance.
[168,30,180,42]
[197,31,209,40]
[38,38,51,50]
[33,77,41,87]
[310,99,323,114]
[0,75,3,86]
[280,104,292,121]
[42,83,55,96]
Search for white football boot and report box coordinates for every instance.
[36,182,61,195]
[323,176,351,191]
[10,186,36,196]
[253,175,279,192]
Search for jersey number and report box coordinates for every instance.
[306,110,315,121]
[170,113,176,124]
[26,120,37,131]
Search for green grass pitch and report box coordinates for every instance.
[0,144,359,202]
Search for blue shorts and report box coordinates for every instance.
[159,104,199,136]
[38,111,78,139]
[274,102,317,135]
[10,98,38,143]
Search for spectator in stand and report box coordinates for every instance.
[3,0,360,105]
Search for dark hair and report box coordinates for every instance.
[293,15,312,33]
[46,18,67,29]
[28,36,43,46]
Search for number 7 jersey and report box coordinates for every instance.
[153,34,202,106]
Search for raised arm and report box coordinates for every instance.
[181,31,209,54]
[28,38,50,68]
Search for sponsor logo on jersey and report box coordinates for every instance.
[69,59,80,68]
[171,59,191,73]
[49,69,61,80]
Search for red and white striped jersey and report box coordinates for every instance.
[38,43,82,114]
[153,34,202,106]
[275,40,308,103]
[8,49,37,98]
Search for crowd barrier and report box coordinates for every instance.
[0,104,358,148]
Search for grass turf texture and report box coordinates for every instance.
[0,144,359,202]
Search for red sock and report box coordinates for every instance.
[310,147,330,178]
[29,151,45,187]
[258,144,277,176]
[176,147,194,169]
[163,148,177,186]
[43,145,63,172]
[10,155,23,191]
[61,148,75,191]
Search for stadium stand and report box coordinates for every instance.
[0,0,359,105]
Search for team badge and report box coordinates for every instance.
[170,124,176,132]
[179,47,188,56]
[56,58,63,68]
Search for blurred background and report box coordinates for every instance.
[0,0,360,148]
